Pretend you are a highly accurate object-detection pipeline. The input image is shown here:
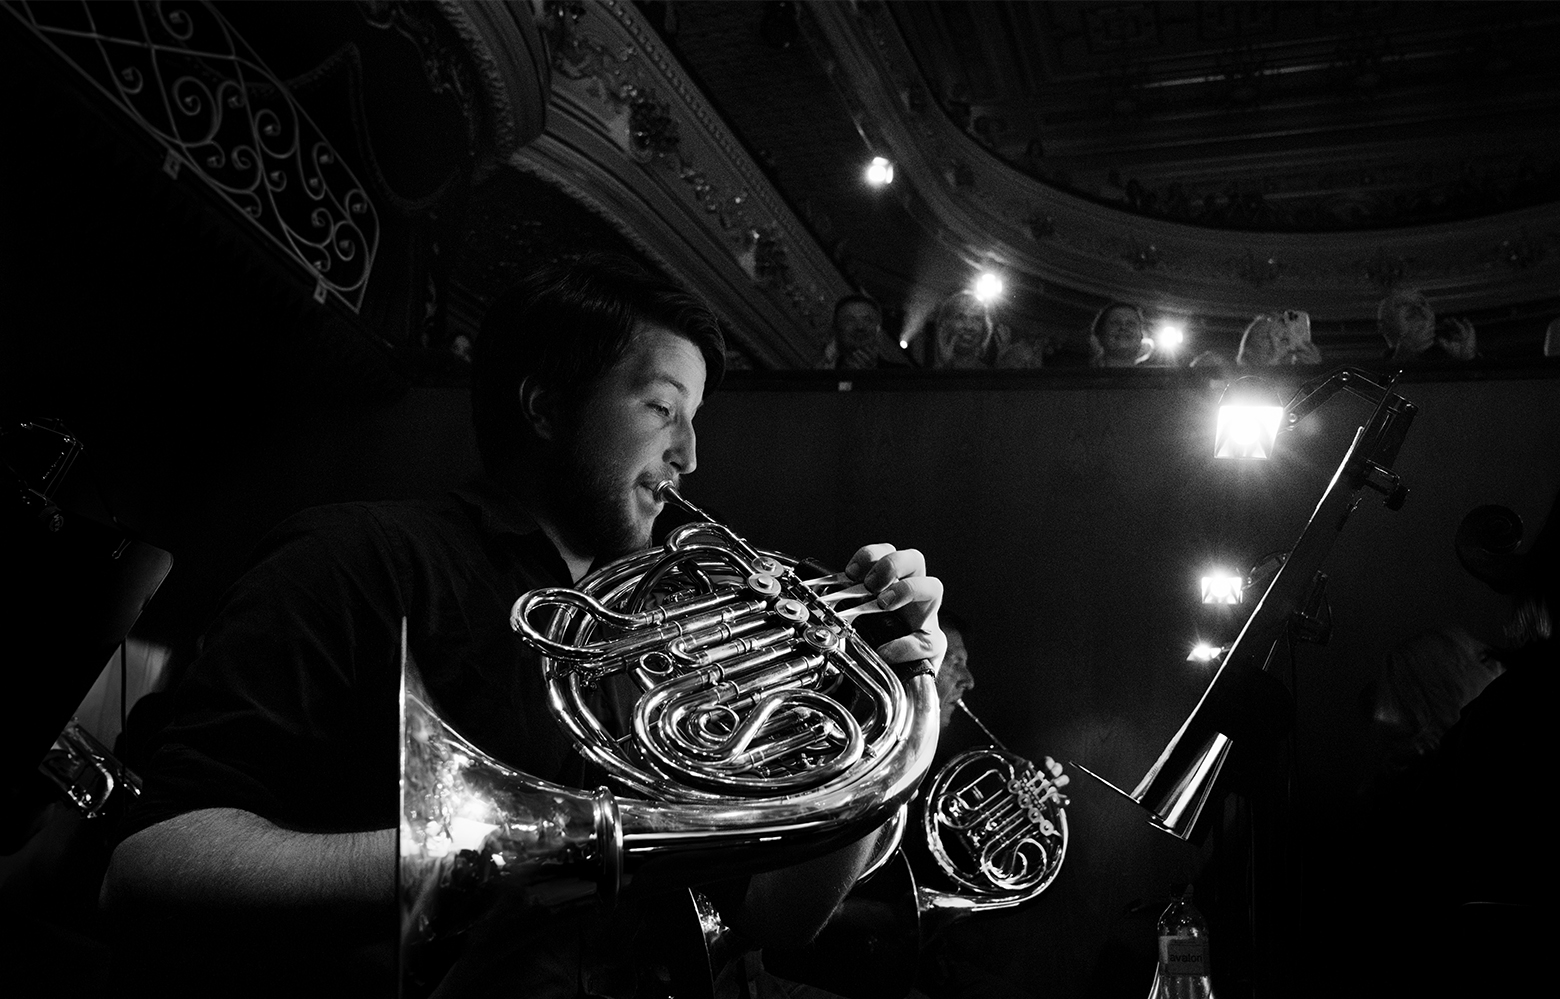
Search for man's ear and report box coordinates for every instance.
[519,376,561,442]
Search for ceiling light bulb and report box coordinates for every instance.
[973,272,1003,302]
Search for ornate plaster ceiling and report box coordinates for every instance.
[660,1,1560,360]
[893,1,1560,234]
[15,0,1554,368]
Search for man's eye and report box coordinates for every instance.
[650,402,672,417]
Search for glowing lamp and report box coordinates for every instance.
[1187,643,1226,663]
[1200,573,1244,604]
[973,272,1003,303]
[1156,322,1185,352]
[1215,377,1284,460]
[865,156,894,186]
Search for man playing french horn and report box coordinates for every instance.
[100,255,948,998]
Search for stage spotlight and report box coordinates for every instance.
[973,272,1003,303]
[899,339,909,349]
[1200,572,1244,605]
[865,156,894,186]
[1155,322,1185,353]
[1187,642,1226,663]
[1215,377,1284,460]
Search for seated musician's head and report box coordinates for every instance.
[472,254,726,558]
[935,609,975,730]
[1361,626,1500,779]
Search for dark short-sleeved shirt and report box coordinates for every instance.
[120,480,626,997]
[127,481,588,839]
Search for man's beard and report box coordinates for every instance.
[549,435,653,562]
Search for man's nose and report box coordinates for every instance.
[668,418,697,475]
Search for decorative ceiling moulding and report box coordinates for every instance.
[509,0,851,369]
[5,0,381,312]
[808,1,1560,325]
[429,0,549,162]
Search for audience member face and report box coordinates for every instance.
[1381,292,1435,355]
[935,627,974,730]
[834,301,881,366]
[1241,309,1316,366]
[553,324,705,559]
[936,296,990,366]
[1099,306,1146,363]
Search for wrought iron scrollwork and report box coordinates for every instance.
[5,0,380,311]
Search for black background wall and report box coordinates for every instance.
[687,371,1559,995]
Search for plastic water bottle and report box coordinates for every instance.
[1147,884,1214,999]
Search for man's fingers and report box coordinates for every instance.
[844,544,942,663]
[844,544,897,580]
[860,548,927,592]
[874,574,942,615]
[875,624,946,668]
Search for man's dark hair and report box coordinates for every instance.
[833,293,882,322]
[471,254,726,475]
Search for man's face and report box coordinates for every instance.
[555,324,706,559]
[938,299,988,361]
[935,628,974,730]
[834,302,881,358]
[1101,306,1145,360]
[1386,295,1435,353]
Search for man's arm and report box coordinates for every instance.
[103,808,393,938]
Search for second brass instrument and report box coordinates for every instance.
[919,700,1069,913]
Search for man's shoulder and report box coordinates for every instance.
[251,481,562,586]
[272,494,463,542]
[252,494,484,576]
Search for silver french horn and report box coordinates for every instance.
[919,700,1069,915]
[398,482,941,992]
